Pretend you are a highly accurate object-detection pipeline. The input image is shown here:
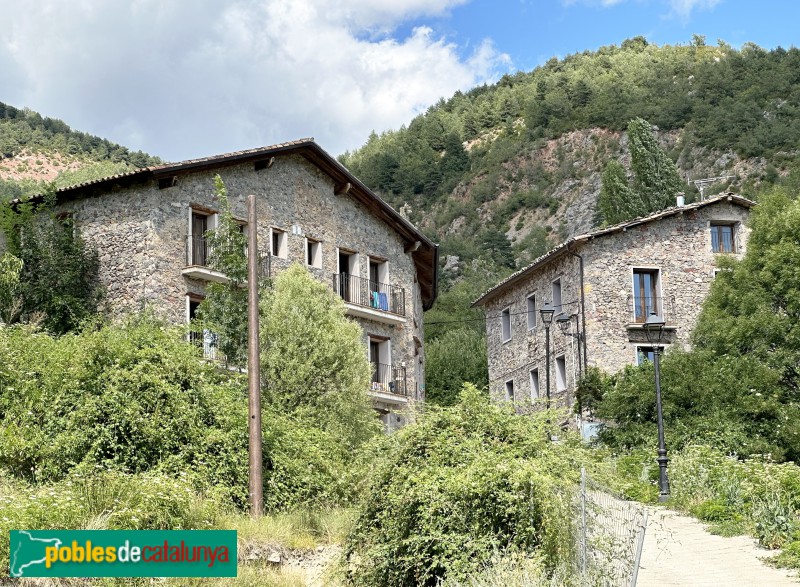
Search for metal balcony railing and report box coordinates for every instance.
[188,330,224,363]
[627,295,676,324]
[184,235,271,278]
[332,273,405,316]
[370,362,408,396]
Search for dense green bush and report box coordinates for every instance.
[0,314,378,512]
[343,385,589,587]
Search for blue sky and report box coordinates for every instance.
[423,0,799,72]
[0,0,796,161]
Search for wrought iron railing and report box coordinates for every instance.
[184,235,271,278]
[332,273,405,316]
[370,362,408,396]
[626,295,676,324]
[188,330,224,362]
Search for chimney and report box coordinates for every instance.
[676,192,685,207]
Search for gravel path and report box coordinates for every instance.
[637,506,798,586]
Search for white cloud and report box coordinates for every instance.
[0,0,508,160]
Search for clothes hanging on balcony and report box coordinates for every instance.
[371,291,381,309]
[378,292,389,311]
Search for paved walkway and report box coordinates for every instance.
[637,506,798,586]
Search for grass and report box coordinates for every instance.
[1,472,355,587]
[223,508,356,550]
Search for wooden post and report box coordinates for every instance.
[247,194,263,517]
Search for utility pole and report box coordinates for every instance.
[247,194,263,517]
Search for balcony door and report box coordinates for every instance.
[633,269,659,323]
[191,212,208,266]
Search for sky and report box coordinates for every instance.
[1,0,798,162]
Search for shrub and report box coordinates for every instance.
[343,385,590,587]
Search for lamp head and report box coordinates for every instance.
[643,311,666,345]
[556,312,571,334]
[539,302,555,326]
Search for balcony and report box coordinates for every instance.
[181,235,270,283]
[369,362,408,403]
[333,273,406,325]
[625,294,678,342]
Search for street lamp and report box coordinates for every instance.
[556,312,583,381]
[643,311,670,502]
[539,302,556,409]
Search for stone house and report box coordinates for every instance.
[472,193,753,411]
[4,139,438,429]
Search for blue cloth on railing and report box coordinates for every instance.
[379,292,389,311]
[371,291,380,309]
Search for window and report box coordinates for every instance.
[501,307,512,342]
[369,257,388,287]
[505,379,515,401]
[271,227,287,258]
[306,238,321,268]
[555,355,567,392]
[526,294,537,330]
[710,223,735,253]
[552,278,562,313]
[529,368,540,399]
[190,211,209,266]
[632,268,660,323]
[636,346,657,365]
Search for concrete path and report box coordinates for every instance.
[637,506,798,586]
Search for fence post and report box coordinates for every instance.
[629,509,648,587]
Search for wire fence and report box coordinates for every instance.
[576,468,648,587]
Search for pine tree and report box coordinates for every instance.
[627,117,684,211]
[598,160,646,224]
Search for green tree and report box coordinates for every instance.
[597,160,646,224]
[627,117,684,212]
[424,328,488,406]
[260,264,378,447]
[197,175,249,365]
[1,188,102,334]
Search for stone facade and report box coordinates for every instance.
[5,141,438,429]
[475,195,753,409]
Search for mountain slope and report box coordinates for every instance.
[0,102,161,202]
[340,37,800,273]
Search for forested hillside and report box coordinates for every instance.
[0,101,161,202]
[341,37,800,274]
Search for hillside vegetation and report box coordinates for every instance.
[0,101,161,202]
[340,37,800,272]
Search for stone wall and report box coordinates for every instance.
[483,198,751,408]
[485,250,583,408]
[51,153,426,401]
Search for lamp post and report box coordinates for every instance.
[556,312,583,381]
[643,311,670,502]
[539,302,555,409]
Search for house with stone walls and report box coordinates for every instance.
[472,193,753,415]
[3,139,438,430]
